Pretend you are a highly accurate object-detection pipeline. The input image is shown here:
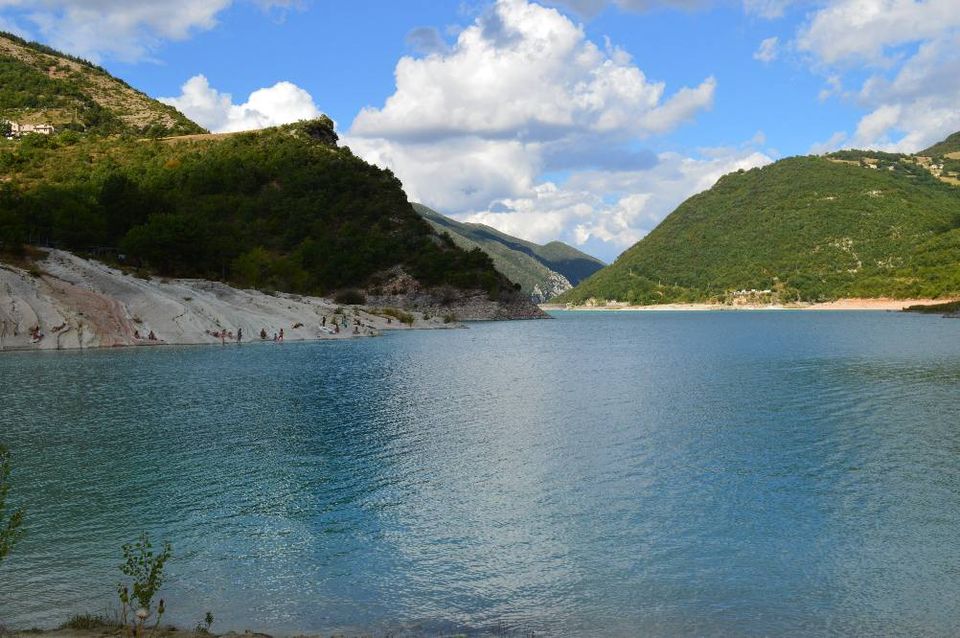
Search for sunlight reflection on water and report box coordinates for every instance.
[1,311,960,637]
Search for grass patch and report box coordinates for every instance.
[59,613,123,631]
[376,307,415,325]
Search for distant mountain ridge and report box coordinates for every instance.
[0,31,203,136]
[415,204,605,302]
[557,133,960,306]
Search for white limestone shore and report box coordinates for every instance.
[0,250,453,352]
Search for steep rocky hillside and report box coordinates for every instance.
[0,31,202,136]
[416,204,604,302]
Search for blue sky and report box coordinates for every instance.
[1,0,958,262]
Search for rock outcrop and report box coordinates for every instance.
[0,250,548,352]
[365,269,549,321]
[0,251,456,351]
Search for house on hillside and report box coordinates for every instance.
[2,120,56,138]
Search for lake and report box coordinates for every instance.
[1,310,960,637]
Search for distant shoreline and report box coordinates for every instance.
[541,298,959,312]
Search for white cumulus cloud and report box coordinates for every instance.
[0,0,296,61]
[160,74,321,133]
[346,0,723,261]
[460,147,772,258]
[796,0,960,65]
[351,0,714,141]
[550,0,802,17]
[792,0,960,152]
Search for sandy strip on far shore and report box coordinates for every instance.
[541,298,958,312]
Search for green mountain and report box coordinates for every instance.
[0,31,203,136]
[557,147,960,306]
[0,117,532,307]
[415,203,604,302]
[0,36,540,313]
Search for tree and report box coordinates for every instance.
[117,532,172,637]
[0,444,24,564]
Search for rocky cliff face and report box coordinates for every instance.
[364,269,549,321]
[0,251,463,351]
[530,272,573,304]
[0,250,546,352]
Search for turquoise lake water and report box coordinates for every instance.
[1,311,960,636]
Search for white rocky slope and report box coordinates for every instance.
[0,250,450,351]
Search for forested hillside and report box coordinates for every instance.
[0,119,517,300]
[0,31,202,136]
[558,153,960,305]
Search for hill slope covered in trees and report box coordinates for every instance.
[0,31,202,136]
[557,149,960,306]
[415,204,604,302]
[0,118,535,313]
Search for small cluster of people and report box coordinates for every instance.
[245,314,382,343]
[29,325,44,344]
[133,329,157,341]
[320,315,349,334]
[207,327,243,344]
[259,327,285,342]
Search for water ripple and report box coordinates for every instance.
[1,312,960,636]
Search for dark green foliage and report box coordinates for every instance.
[0,444,24,564]
[194,612,215,634]
[0,55,78,109]
[904,300,960,314]
[119,532,171,611]
[0,122,513,297]
[334,289,367,305]
[559,156,960,305]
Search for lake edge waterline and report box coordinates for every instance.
[0,249,546,354]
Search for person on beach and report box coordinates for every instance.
[279,328,284,342]
[148,330,156,341]
[322,316,326,327]
[237,328,242,343]
[221,331,226,345]
[260,328,267,340]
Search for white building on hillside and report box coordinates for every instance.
[3,120,56,138]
